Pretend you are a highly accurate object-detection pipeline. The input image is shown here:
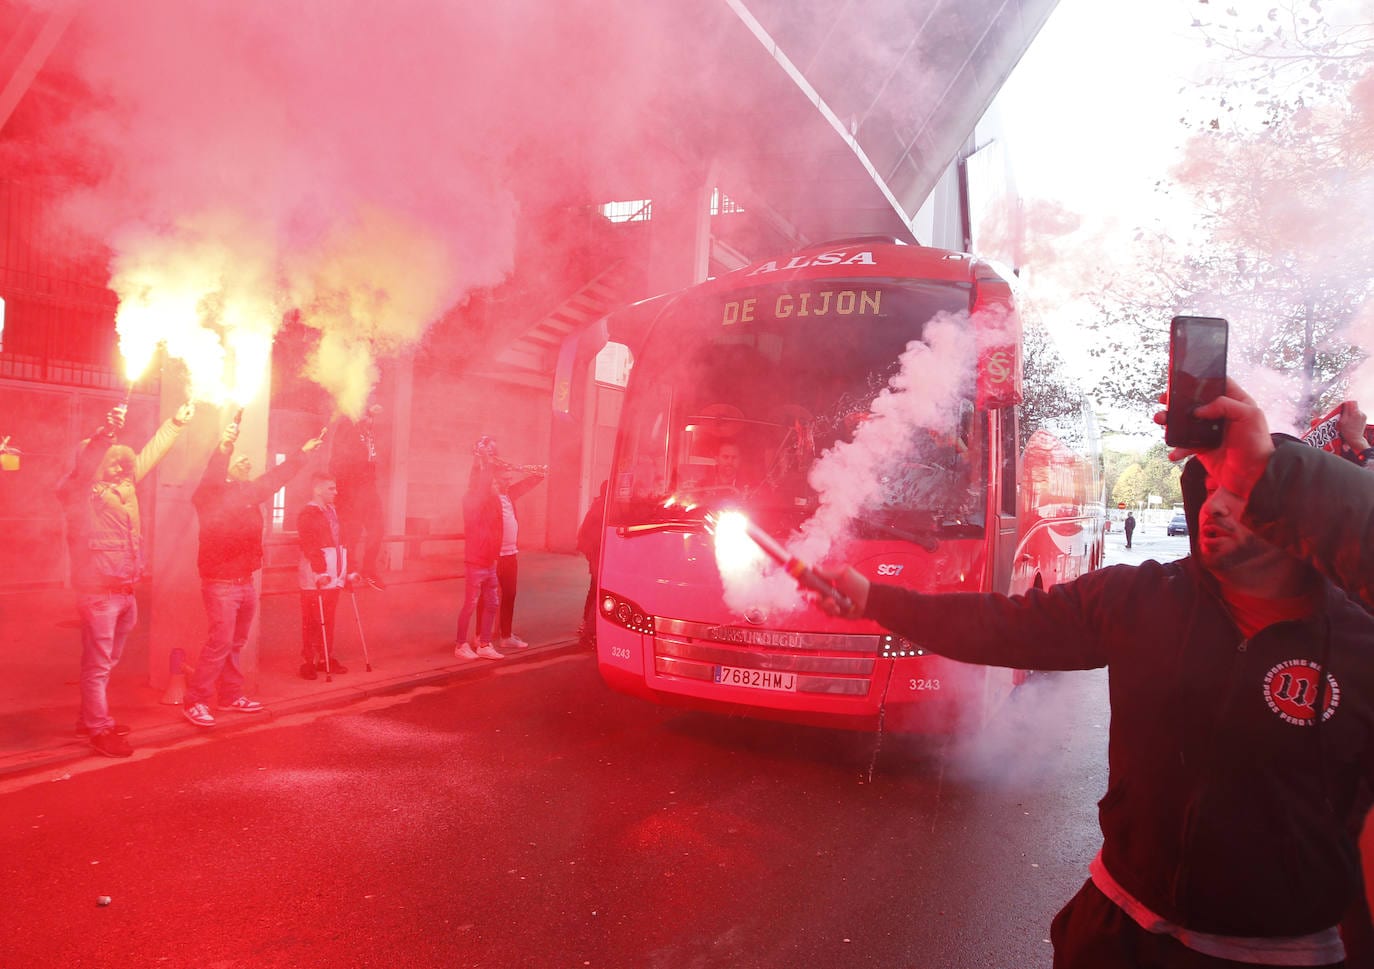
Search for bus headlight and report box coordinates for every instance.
[599,590,656,635]
[881,634,925,659]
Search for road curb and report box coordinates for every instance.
[0,639,583,784]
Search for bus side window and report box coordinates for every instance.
[1000,408,1017,516]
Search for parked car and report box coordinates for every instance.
[1167,513,1189,537]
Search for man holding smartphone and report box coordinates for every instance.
[818,436,1374,966]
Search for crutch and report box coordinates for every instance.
[348,586,372,671]
[316,589,333,683]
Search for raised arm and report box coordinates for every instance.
[56,408,125,503]
[133,402,195,483]
[1244,441,1374,610]
[249,428,326,504]
[507,470,546,502]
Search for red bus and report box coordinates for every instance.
[594,240,1103,733]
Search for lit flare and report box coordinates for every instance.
[708,511,854,614]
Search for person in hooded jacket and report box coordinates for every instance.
[820,436,1374,968]
[1163,379,1374,966]
[57,401,194,757]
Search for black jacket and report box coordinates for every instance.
[329,418,377,486]
[577,493,606,562]
[864,450,1374,938]
[193,447,306,580]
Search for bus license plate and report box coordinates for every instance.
[713,666,797,692]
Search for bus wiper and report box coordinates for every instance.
[620,519,708,536]
[853,518,940,551]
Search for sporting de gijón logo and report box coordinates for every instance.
[1263,660,1341,726]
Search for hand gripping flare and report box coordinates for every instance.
[713,511,854,615]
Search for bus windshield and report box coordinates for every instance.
[611,277,988,544]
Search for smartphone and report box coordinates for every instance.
[1165,315,1229,449]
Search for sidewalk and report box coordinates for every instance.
[0,549,591,781]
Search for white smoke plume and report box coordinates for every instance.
[717,310,984,615]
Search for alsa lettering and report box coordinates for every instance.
[745,250,876,276]
[722,289,881,325]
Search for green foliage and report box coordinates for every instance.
[1106,442,1182,508]
[1112,463,1146,507]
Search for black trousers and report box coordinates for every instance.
[1051,880,1344,969]
[581,559,598,638]
[336,481,384,575]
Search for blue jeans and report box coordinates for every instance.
[185,580,256,706]
[456,564,499,645]
[77,591,138,733]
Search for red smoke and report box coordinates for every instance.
[3,0,701,410]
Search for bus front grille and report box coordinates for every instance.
[651,618,879,696]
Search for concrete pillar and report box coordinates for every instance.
[382,353,413,570]
[646,168,714,294]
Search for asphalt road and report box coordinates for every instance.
[2,640,1115,969]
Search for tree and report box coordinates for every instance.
[1083,2,1374,429]
[1021,314,1089,443]
[1102,446,1146,507]
[1137,442,1184,508]
[1113,463,1146,507]
[1106,442,1182,510]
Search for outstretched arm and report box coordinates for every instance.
[507,471,546,502]
[818,566,1112,671]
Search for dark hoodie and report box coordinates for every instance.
[864,438,1374,938]
[193,446,308,580]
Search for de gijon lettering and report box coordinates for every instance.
[721,288,882,326]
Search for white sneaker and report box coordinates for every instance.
[183,703,216,728]
[475,643,505,660]
[502,635,529,650]
[455,642,479,661]
[218,697,264,713]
